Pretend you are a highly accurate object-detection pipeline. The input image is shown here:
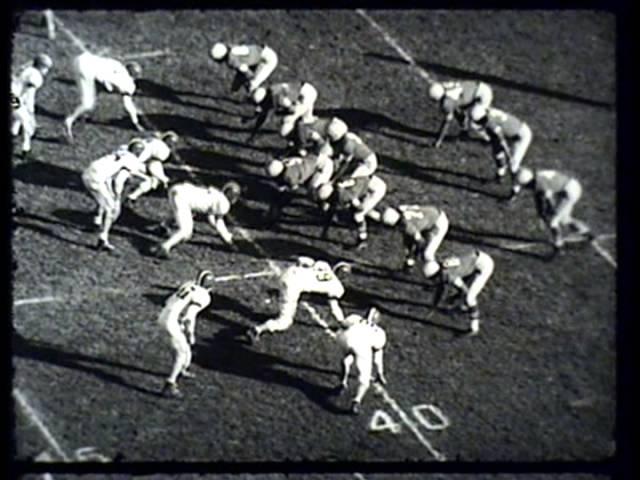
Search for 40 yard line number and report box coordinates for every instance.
[369,403,450,435]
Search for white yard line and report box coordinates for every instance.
[120,49,173,60]
[13,296,61,307]
[13,389,70,462]
[592,233,617,269]
[355,10,433,83]
[235,227,446,461]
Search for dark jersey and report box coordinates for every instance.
[280,156,320,189]
[293,116,333,152]
[399,205,442,238]
[334,177,370,207]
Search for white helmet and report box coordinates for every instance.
[327,118,348,142]
[516,167,534,186]
[34,53,53,71]
[266,159,284,177]
[161,130,180,145]
[197,269,215,289]
[317,183,334,202]
[210,42,228,61]
[251,87,267,104]
[423,260,441,278]
[428,82,445,101]
[125,61,142,78]
[442,256,461,269]
[470,104,487,122]
[296,256,315,267]
[382,207,401,227]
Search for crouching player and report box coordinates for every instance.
[431,249,495,335]
[332,307,388,415]
[317,175,387,249]
[159,270,214,398]
[514,167,592,248]
[247,257,351,343]
[381,204,449,275]
[264,153,334,224]
[210,42,278,95]
[152,181,241,258]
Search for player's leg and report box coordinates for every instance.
[509,124,533,195]
[65,73,96,139]
[160,201,194,254]
[163,322,189,397]
[252,289,300,339]
[340,352,355,390]
[298,83,318,123]
[424,211,449,262]
[352,349,373,413]
[465,252,494,334]
[128,176,159,202]
[373,348,387,385]
[96,184,118,249]
[354,175,386,223]
[44,10,56,40]
[20,111,37,155]
[249,47,278,92]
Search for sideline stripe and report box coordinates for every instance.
[355,10,433,83]
[14,296,60,307]
[13,389,70,462]
[235,227,446,461]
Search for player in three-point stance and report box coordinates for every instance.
[428,79,494,148]
[152,181,241,258]
[431,248,495,335]
[65,51,144,141]
[11,53,53,157]
[332,307,388,415]
[325,119,378,180]
[210,42,278,95]
[381,204,449,276]
[470,104,533,197]
[81,141,150,251]
[247,256,351,343]
[514,167,592,248]
[159,270,214,398]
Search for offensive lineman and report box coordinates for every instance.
[332,307,388,415]
[81,141,150,251]
[381,204,449,276]
[264,153,334,224]
[247,257,351,343]
[317,175,387,248]
[470,104,533,196]
[514,167,592,248]
[290,116,348,157]
[210,42,278,95]
[159,270,214,398]
[325,121,378,180]
[249,81,319,139]
[428,79,494,148]
[11,53,53,157]
[431,248,495,335]
[152,181,242,258]
[64,51,144,141]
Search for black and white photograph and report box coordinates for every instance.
[11,9,616,465]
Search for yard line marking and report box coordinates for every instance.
[355,10,433,83]
[13,296,61,307]
[120,49,173,60]
[213,270,277,282]
[13,389,70,462]
[494,240,541,251]
[235,227,446,460]
[592,233,617,269]
[353,474,367,480]
[52,16,88,52]
[373,383,446,461]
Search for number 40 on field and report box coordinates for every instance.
[369,404,450,434]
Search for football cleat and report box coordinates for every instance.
[161,381,182,398]
[350,400,361,415]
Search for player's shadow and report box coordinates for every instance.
[379,153,503,199]
[12,332,163,397]
[364,52,615,110]
[316,107,434,139]
[12,160,82,191]
[448,224,558,261]
[193,325,351,414]
[34,104,67,121]
[12,213,95,249]
[246,236,345,265]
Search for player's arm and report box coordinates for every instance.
[493,128,511,161]
[433,111,455,149]
[328,298,346,325]
[122,94,145,132]
[208,213,234,246]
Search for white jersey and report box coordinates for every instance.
[76,52,136,96]
[11,66,44,112]
[336,315,386,353]
[169,183,231,216]
[280,259,345,302]
[158,281,211,328]
[137,137,172,163]
[84,148,146,184]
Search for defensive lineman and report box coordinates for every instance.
[11,53,53,157]
[514,167,592,248]
[81,141,150,251]
[247,257,351,342]
[326,121,378,180]
[65,51,144,140]
[381,204,449,275]
[290,116,348,157]
[470,105,533,196]
[250,81,318,138]
[153,181,241,258]
[210,42,278,95]
[333,307,388,414]
[159,270,214,398]
[432,249,495,335]
[429,79,493,148]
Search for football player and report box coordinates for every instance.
[514,167,592,248]
[152,181,241,258]
[159,270,214,398]
[65,51,144,141]
[325,120,378,180]
[210,42,278,95]
[290,116,348,157]
[11,53,53,157]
